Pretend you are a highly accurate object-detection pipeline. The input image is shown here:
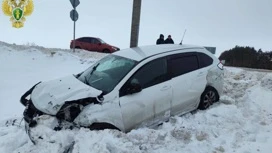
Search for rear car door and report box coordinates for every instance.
[168,52,206,116]
[78,37,92,51]
[76,38,88,49]
[119,57,172,131]
[85,38,96,51]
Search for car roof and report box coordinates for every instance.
[77,37,99,40]
[113,44,207,61]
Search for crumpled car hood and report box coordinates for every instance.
[31,75,102,115]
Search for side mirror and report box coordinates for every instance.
[125,79,142,95]
[98,42,102,45]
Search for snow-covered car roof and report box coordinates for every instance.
[113,44,205,61]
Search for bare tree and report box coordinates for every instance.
[130,0,142,48]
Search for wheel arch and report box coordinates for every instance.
[196,84,220,109]
[103,48,111,53]
[89,122,121,131]
[197,85,220,110]
[205,84,220,101]
[74,104,125,132]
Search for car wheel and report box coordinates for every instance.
[198,86,219,110]
[103,49,110,53]
[89,123,120,131]
[75,46,81,49]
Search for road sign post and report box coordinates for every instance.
[69,0,80,52]
[73,15,76,52]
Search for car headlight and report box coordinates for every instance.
[56,103,83,122]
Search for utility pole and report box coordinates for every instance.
[130,0,142,48]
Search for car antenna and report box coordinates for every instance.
[179,29,187,45]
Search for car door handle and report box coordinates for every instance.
[161,86,170,91]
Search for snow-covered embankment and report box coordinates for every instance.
[0,43,271,153]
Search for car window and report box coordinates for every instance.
[97,38,106,44]
[96,56,133,72]
[85,38,93,43]
[128,58,168,89]
[92,38,100,44]
[77,55,138,93]
[169,55,199,78]
[198,52,213,68]
[78,38,90,43]
[77,38,86,42]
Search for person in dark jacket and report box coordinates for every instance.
[164,35,174,44]
[156,34,165,45]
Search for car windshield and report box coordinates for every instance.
[77,54,138,93]
[98,38,106,44]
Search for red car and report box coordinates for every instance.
[70,37,120,53]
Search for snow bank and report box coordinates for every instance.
[260,74,272,91]
[0,43,106,121]
[0,41,106,64]
[0,43,272,153]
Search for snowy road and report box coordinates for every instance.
[0,44,272,153]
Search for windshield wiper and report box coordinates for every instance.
[90,63,100,75]
[84,76,90,85]
[84,63,100,86]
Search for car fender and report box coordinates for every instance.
[206,65,224,97]
[74,101,125,131]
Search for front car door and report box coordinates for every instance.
[168,52,206,116]
[119,57,172,131]
[91,38,101,52]
[86,38,96,51]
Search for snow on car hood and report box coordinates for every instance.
[30,75,102,115]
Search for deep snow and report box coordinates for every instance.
[0,43,272,153]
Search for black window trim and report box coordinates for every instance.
[196,52,214,68]
[77,37,94,43]
[167,52,200,78]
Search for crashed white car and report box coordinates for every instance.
[21,44,224,134]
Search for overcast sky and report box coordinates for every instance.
[1,0,272,57]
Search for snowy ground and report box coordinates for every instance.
[0,43,272,153]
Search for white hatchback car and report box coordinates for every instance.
[21,44,224,133]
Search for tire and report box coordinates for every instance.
[103,49,110,53]
[89,122,120,131]
[198,86,219,110]
[75,46,81,49]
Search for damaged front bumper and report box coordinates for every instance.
[23,98,44,144]
[20,83,46,144]
[22,98,79,144]
[20,83,62,144]
[21,82,42,127]
[20,82,104,144]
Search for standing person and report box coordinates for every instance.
[156,34,165,45]
[164,35,174,44]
